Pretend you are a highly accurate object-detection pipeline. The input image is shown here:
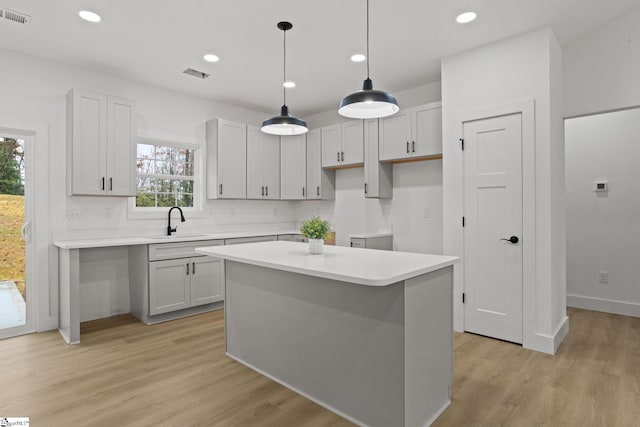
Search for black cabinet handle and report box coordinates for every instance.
[412,141,415,153]
[302,187,305,197]
[262,186,264,196]
[500,236,520,244]
[266,186,268,196]
[317,186,320,196]
[219,184,223,195]
[192,262,195,274]
[364,183,368,194]
[186,263,190,275]
[109,177,113,191]
[337,151,340,162]
[341,151,344,162]
[406,141,410,153]
[101,177,105,190]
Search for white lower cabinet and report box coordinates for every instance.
[149,256,224,316]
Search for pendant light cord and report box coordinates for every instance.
[366,0,370,79]
[283,27,287,106]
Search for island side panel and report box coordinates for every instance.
[58,248,80,344]
[224,261,405,427]
[404,266,453,427]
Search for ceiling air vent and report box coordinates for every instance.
[1,8,31,24]
[183,68,210,79]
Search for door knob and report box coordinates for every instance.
[500,236,519,244]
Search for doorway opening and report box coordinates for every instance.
[0,134,29,336]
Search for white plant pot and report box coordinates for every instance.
[308,238,324,254]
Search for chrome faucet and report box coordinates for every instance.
[167,206,186,236]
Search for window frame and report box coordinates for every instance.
[128,133,205,219]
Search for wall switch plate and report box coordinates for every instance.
[598,271,609,284]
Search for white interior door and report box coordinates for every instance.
[463,113,523,344]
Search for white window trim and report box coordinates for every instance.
[128,132,206,219]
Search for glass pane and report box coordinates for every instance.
[173,180,193,193]
[157,193,176,207]
[136,158,154,175]
[155,179,173,192]
[177,193,193,208]
[137,143,155,158]
[136,192,156,207]
[136,177,155,191]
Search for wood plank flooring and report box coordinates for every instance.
[0,307,638,426]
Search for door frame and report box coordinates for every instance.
[0,118,52,335]
[452,100,536,347]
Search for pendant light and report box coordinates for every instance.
[262,21,308,136]
[338,0,399,119]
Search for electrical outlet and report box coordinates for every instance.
[598,271,609,284]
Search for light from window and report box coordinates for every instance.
[136,143,195,208]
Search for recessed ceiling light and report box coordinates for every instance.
[203,54,220,63]
[283,81,296,88]
[350,54,366,63]
[456,12,477,24]
[78,10,101,23]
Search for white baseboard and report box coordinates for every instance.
[523,315,569,355]
[567,294,640,318]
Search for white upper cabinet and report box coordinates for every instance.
[280,134,307,200]
[247,126,280,199]
[412,103,443,157]
[341,120,364,165]
[364,119,392,199]
[306,128,335,200]
[206,119,247,199]
[67,89,136,196]
[321,121,364,168]
[321,124,341,167]
[379,101,442,162]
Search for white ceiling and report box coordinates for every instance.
[0,0,638,116]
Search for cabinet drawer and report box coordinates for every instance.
[224,235,277,245]
[350,238,366,248]
[149,239,224,261]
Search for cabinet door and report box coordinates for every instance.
[280,134,307,200]
[364,119,392,199]
[149,259,190,315]
[246,126,265,199]
[341,120,364,165]
[306,128,322,199]
[262,133,281,199]
[190,257,224,307]
[217,120,247,199]
[379,108,412,161]
[106,96,136,196]
[69,89,108,195]
[321,124,341,167]
[412,104,442,157]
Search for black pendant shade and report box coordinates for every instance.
[338,0,398,119]
[262,21,308,136]
[261,105,308,136]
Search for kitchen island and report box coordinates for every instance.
[196,241,458,427]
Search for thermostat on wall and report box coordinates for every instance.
[593,181,609,192]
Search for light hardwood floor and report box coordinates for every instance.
[0,307,638,426]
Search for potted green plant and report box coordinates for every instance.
[299,216,331,254]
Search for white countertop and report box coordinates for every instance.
[196,241,458,286]
[53,230,300,249]
[350,232,393,238]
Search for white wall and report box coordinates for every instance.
[442,28,567,354]
[565,108,640,317]
[0,47,299,326]
[296,82,444,252]
[564,5,640,118]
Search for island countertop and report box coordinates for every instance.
[196,240,459,286]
